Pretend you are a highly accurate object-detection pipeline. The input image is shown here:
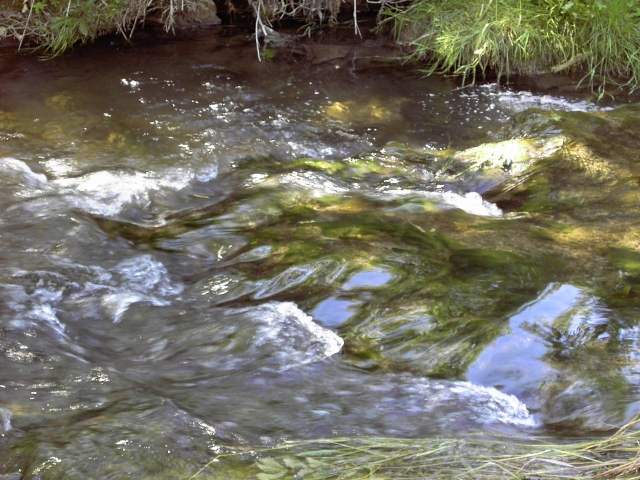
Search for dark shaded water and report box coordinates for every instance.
[1,34,639,479]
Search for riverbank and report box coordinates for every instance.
[2,0,640,97]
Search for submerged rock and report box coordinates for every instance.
[452,136,565,176]
[324,98,406,126]
[281,104,640,421]
[465,283,633,429]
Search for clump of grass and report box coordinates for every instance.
[189,417,640,479]
[0,0,213,55]
[384,0,640,96]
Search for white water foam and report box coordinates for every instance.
[254,171,349,197]
[476,84,611,113]
[56,171,170,216]
[1,157,219,217]
[322,374,536,430]
[103,255,184,323]
[0,157,48,190]
[5,255,182,330]
[380,188,503,217]
[27,288,66,335]
[114,255,182,298]
[101,292,153,324]
[246,168,501,217]
[449,381,536,427]
[248,302,344,368]
[3,275,68,335]
[439,191,502,217]
[0,407,11,433]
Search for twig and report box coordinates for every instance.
[352,0,361,37]
[18,0,34,51]
[253,0,269,62]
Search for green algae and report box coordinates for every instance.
[81,104,640,384]
[5,71,640,478]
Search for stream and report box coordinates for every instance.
[1,34,640,479]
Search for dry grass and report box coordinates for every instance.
[188,417,640,479]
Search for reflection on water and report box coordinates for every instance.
[342,267,393,290]
[467,284,622,428]
[312,297,358,327]
[0,34,639,478]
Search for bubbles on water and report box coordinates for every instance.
[120,78,141,91]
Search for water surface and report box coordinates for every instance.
[1,35,639,479]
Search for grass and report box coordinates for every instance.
[383,0,640,96]
[0,0,213,56]
[1,0,350,59]
[188,417,640,479]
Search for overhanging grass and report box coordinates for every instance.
[189,417,640,479]
[0,0,213,55]
[4,0,640,97]
[384,0,640,96]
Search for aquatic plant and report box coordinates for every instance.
[189,417,640,479]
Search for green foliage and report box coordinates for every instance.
[0,0,210,55]
[385,0,640,96]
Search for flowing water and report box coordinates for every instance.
[1,34,640,479]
